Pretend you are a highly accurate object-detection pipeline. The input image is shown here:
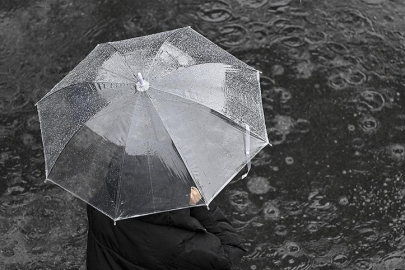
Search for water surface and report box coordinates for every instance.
[1,0,405,269]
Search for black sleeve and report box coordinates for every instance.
[190,202,246,267]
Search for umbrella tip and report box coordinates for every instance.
[136,73,149,91]
[137,73,144,86]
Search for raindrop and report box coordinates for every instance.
[379,254,405,270]
[328,73,348,90]
[304,30,327,44]
[275,224,288,236]
[357,227,379,242]
[263,201,281,221]
[295,60,314,79]
[306,221,324,233]
[393,114,405,131]
[228,190,253,212]
[312,256,330,268]
[280,36,306,47]
[0,218,11,234]
[272,87,292,103]
[198,6,232,22]
[21,133,36,146]
[361,54,381,71]
[325,42,349,55]
[26,114,40,131]
[294,119,310,133]
[282,200,303,216]
[355,90,385,111]
[279,25,306,35]
[247,176,275,194]
[270,17,292,30]
[376,144,405,166]
[273,115,294,134]
[361,0,385,4]
[351,138,365,148]
[338,196,349,205]
[268,0,292,8]
[332,253,350,266]
[346,70,366,85]
[267,127,286,145]
[285,241,301,254]
[237,0,269,8]
[271,64,285,76]
[218,24,248,47]
[1,246,14,257]
[353,258,374,270]
[358,115,379,134]
[248,22,269,44]
[285,156,294,165]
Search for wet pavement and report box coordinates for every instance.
[1,0,405,269]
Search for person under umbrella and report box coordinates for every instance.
[87,186,246,270]
[36,27,270,270]
[86,147,246,270]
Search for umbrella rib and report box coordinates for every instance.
[149,87,267,142]
[145,27,258,81]
[144,27,188,79]
[98,66,137,82]
[145,91,209,205]
[114,92,141,219]
[85,98,137,122]
[146,143,156,212]
[189,28,259,73]
[106,43,138,82]
[36,82,136,105]
[150,63,259,87]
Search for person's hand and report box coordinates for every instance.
[190,187,202,205]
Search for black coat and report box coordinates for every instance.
[86,202,246,270]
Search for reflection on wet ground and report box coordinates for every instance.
[1,0,405,269]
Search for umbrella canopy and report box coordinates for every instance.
[36,26,269,221]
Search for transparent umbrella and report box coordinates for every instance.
[36,26,270,221]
